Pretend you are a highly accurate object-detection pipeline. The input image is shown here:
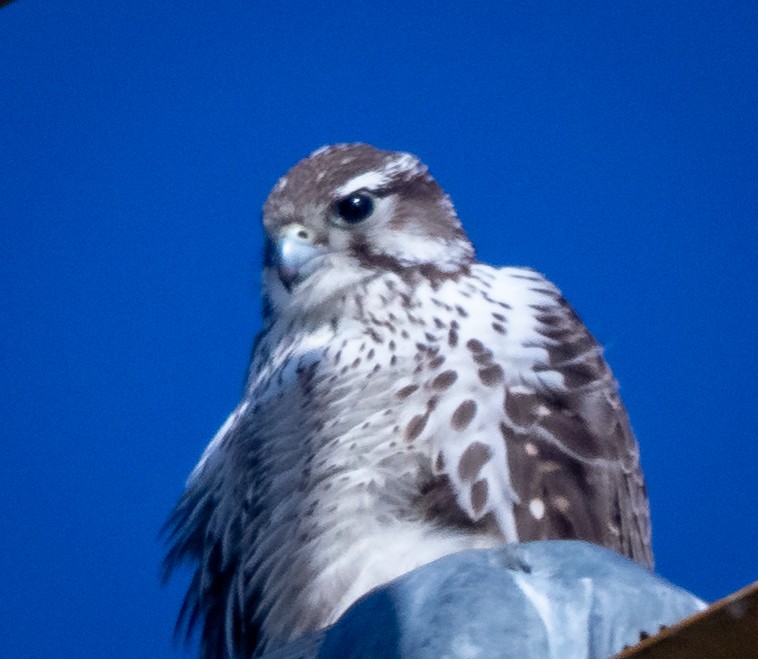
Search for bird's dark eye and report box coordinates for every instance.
[335,192,374,224]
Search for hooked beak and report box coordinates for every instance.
[272,225,326,291]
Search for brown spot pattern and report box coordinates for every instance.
[458,442,493,480]
[431,370,458,390]
[473,351,493,365]
[471,479,489,516]
[396,384,419,399]
[478,364,504,387]
[466,338,485,353]
[451,399,477,431]
[405,413,428,442]
[560,357,606,389]
[504,389,540,427]
[429,355,445,369]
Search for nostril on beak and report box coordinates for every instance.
[273,225,326,291]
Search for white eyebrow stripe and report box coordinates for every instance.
[335,170,391,197]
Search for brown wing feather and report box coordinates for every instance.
[504,295,653,568]
[162,419,263,659]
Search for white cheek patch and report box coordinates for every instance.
[371,230,450,265]
[366,195,397,229]
[366,221,467,273]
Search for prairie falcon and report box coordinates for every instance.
[164,143,652,657]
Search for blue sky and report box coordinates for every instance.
[1,2,756,656]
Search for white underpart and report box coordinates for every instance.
[244,293,510,642]
[328,525,499,629]
[197,262,576,649]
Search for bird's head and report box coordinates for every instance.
[261,144,474,317]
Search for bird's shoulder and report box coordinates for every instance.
[401,263,652,566]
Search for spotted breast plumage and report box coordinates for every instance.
[164,143,652,658]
